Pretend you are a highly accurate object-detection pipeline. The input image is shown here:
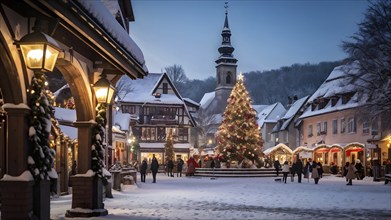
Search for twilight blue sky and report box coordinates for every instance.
[130,0,369,80]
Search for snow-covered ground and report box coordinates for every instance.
[51,174,391,220]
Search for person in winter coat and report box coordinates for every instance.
[281,161,290,184]
[167,159,174,177]
[311,161,320,184]
[140,158,148,182]
[317,162,323,178]
[150,154,159,183]
[187,157,198,176]
[304,158,314,179]
[355,159,364,180]
[343,162,350,182]
[295,158,304,183]
[290,161,297,182]
[274,159,281,176]
[346,163,356,185]
[177,158,184,177]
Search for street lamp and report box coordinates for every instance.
[93,74,115,104]
[16,30,61,72]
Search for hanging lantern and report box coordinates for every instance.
[93,74,115,104]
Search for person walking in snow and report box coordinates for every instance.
[274,159,281,176]
[346,162,357,185]
[177,158,184,177]
[167,159,174,177]
[343,162,350,182]
[317,162,323,178]
[355,159,364,180]
[150,154,159,183]
[311,160,320,184]
[295,158,303,183]
[290,161,297,182]
[187,157,198,176]
[140,158,147,183]
[281,161,290,184]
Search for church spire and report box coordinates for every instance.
[216,2,237,65]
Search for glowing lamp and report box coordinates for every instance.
[16,31,60,72]
[93,74,115,104]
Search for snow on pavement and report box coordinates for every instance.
[51,174,391,219]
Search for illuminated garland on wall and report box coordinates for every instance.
[91,103,107,184]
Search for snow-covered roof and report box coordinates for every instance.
[117,73,183,105]
[279,96,308,130]
[252,105,268,114]
[256,103,286,127]
[76,0,147,72]
[112,125,126,134]
[54,107,76,123]
[308,64,360,103]
[139,143,191,149]
[292,146,314,154]
[298,63,370,119]
[59,125,77,141]
[263,143,293,155]
[113,110,131,131]
[199,91,215,109]
[183,98,200,107]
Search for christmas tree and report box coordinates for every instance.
[216,74,263,167]
[164,130,175,163]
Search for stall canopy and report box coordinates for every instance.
[263,143,293,155]
[292,146,313,154]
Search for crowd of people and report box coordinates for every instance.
[274,158,323,184]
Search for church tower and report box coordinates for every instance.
[214,3,238,113]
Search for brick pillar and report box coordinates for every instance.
[66,176,107,217]
[0,180,34,219]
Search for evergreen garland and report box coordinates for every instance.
[27,72,55,181]
[91,103,107,184]
[164,130,175,163]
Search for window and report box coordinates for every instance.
[341,118,346,133]
[332,119,338,134]
[141,127,156,141]
[178,128,189,142]
[348,116,356,133]
[226,73,231,84]
[317,123,321,136]
[122,105,137,114]
[308,124,313,137]
[163,83,168,94]
[320,121,327,135]
[362,118,369,134]
[371,118,378,135]
[166,128,178,141]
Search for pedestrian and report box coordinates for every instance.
[312,160,320,184]
[150,154,159,183]
[177,158,184,177]
[274,159,281,177]
[295,158,303,183]
[140,158,147,183]
[384,159,391,185]
[346,162,356,185]
[186,157,198,176]
[167,159,174,177]
[343,162,350,182]
[290,161,297,182]
[355,159,364,180]
[281,161,290,184]
[304,158,314,180]
[317,162,323,178]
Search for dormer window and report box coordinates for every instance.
[163,83,168,94]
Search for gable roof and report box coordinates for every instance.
[118,73,183,105]
[273,96,309,132]
[200,91,216,110]
[256,103,286,127]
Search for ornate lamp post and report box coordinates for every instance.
[93,74,115,105]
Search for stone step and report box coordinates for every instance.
[194,168,279,177]
[194,173,277,178]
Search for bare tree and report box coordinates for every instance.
[165,64,189,85]
[115,77,134,101]
[192,107,218,148]
[342,0,391,129]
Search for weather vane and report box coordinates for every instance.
[225,2,228,14]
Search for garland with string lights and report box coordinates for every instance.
[91,103,107,184]
[27,72,55,181]
[216,74,263,166]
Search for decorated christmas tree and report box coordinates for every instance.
[164,130,175,163]
[216,74,263,167]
